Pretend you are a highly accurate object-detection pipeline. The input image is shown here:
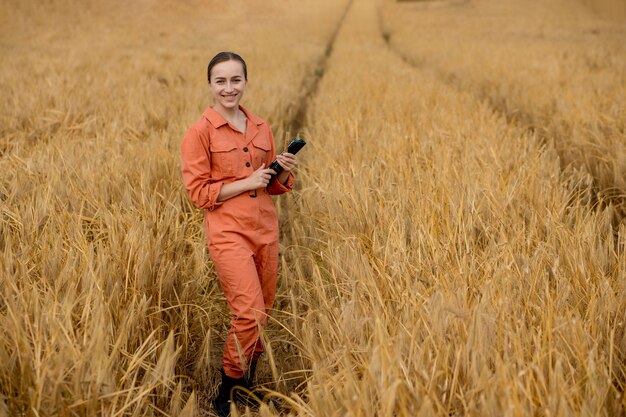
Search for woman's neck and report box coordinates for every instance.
[213,104,241,121]
[213,104,247,134]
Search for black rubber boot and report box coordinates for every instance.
[233,360,262,409]
[244,360,258,388]
[214,369,247,417]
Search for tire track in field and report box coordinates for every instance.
[285,0,354,137]
[276,0,353,245]
[377,6,542,138]
[377,7,626,227]
[270,0,353,404]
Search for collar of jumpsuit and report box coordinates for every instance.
[203,105,265,145]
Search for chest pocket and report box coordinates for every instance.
[210,137,238,178]
[251,136,271,169]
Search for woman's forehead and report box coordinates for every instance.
[212,60,245,78]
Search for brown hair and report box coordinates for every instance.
[207,51,247,84]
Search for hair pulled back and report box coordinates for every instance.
[207,51,247,84]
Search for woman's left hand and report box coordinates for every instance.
[276,152,298,172]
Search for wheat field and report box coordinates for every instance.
[1,0,625,416]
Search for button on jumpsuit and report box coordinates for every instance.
[181,105,294,379]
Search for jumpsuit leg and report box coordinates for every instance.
[210,243,277,379]
[251,241,279,361]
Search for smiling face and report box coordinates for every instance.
[209,59,247,112]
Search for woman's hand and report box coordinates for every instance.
[246,163,277,190]
[275,152,298,186]
[275,152,298,172]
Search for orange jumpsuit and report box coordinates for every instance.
[181,105,294,379]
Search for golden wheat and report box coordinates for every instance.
[277,0,625,416]
[1,0,624,416]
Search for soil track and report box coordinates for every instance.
[377,5,626,227]
[285,0,354,137]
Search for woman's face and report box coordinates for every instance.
[209,60,247,111]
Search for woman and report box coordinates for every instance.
[181,51,297,416]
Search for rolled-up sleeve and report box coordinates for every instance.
[181,126,224,210]
[267,172,294,195]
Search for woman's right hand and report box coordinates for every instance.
[246,163,277,190]
[217,163,277,202]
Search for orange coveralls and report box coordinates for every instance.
[181,105,294,378]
